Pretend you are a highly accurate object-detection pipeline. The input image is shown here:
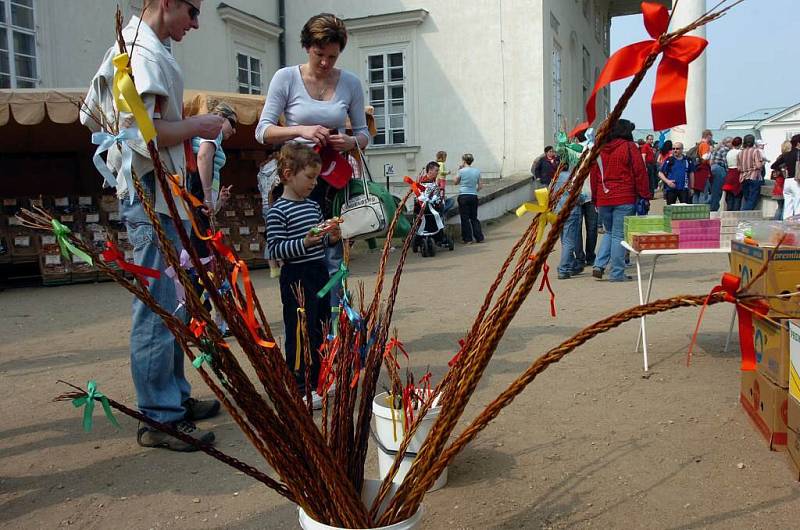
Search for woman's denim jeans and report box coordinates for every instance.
[594,204,635,281]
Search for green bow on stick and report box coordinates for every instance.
[51,219,93,266]
[71,380,120,432]
[556,131,584,169]
[317,262,349,299]
[193,338,216,369]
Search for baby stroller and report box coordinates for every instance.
[412,182,454,257]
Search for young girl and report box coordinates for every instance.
[266,143,341,408]
[436,150,450,193]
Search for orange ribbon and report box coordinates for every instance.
[230,259,276,349]
[316,335,340,395]
[209,230,237,264]
[688,272,770,370]
[403,175,425,197]
[570,2,708,137]
[101,241,160,286]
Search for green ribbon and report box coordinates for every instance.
[71,380,120,432]
[556,131,584,170]
[317,262,349,299]
[51,219,93,266]
[193,352,213,369]
[193,338,215,369]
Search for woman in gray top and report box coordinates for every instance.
[256,13,371,310]
[255,13,370,152]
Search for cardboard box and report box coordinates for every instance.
[730,241,800,318]
[788,395,800,432]
[741,370,788,450]
[789,321,800,401]
[786,428,800,480]
[753,316,789,388]
[631,233,679,251]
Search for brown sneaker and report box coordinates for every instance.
[183,397,221,421]
[137,420,215,452]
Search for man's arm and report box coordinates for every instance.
[154,114,224,148]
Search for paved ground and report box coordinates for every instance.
[2,205,799,529]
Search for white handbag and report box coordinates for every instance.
[339,145,388,240]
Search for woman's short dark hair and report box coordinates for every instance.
[462,153,474,165]
[425,161,440,173]
[732,136,743,148]
[790,134,800,148]
[544,145,554,153]
[742,134,756,148]
[660,140,673,155]
[301,13,348,51]
[610,119,635,141]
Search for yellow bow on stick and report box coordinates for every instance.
[112,53,157,143]
[516,188,558,242]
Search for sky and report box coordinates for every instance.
[609,0,796,130]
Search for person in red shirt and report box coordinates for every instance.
[590,119,652,282]
[639,134,658,194]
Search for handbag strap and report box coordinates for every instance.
[346,143,373,203]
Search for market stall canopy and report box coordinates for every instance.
[0,88,267,127]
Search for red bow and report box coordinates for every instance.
[570,2,707,137]
[101,241,161,286]
[688,272,770,370]
[448,338,466,367]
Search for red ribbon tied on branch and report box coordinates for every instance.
[688,272,770,371]
[570,2,708,137]
[101,241,160,286]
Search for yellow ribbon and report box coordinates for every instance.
[294,308,306,371]
[112,53,157,143]
[516,187,558,242]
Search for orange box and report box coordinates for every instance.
[740,370,788,450]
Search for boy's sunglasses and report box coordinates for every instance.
[178,0,200,21]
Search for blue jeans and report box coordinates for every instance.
[594,204,635,281]
[741,179,762,211]
[558,206,582,275]
[708,164,726,212]
[120,173,191,424]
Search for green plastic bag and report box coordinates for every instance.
[333,180,411,238]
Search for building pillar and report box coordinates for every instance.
[668,0,706,147]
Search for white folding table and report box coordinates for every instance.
[621,241,731,372]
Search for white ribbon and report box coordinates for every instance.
[90,129,137,199]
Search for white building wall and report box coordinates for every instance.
[35,0,279,93]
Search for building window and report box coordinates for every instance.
[552,41,562,137]
[582,47,591,106]
[1,0,37,88]
[236,52,262,95]
[367,51,406,146]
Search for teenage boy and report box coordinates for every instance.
[82,0,225,451]
[658,142,695,205]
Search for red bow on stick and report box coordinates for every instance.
[101,241,160,286]
[570,2,708,137]
[688,272,770,370]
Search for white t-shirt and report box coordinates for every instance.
[726,148,741,169]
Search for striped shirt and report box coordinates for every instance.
[711,144,730,169]
[738,147,764,181]
[266,197,325,263]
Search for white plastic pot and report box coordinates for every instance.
[371,392,440,453]
[298,479,423,530]
[376,443,448,492]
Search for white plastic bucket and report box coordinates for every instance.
[371,392,440,453]
[376,444,448,492]
[298,479,423,530]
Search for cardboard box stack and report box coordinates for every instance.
[213,193,266,268]
[672,218,721,249]
[713,210,763,247]
[731,241,800,476]
[630,232,679,251]
[663,203,710,224]
[623,215,669,245]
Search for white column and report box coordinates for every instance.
[668,0,707,147]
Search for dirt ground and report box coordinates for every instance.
[2,208,800,529]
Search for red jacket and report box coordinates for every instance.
[590,138,652,207]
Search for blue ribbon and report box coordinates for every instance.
[91,129,137,199]
[584,128,595,149]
